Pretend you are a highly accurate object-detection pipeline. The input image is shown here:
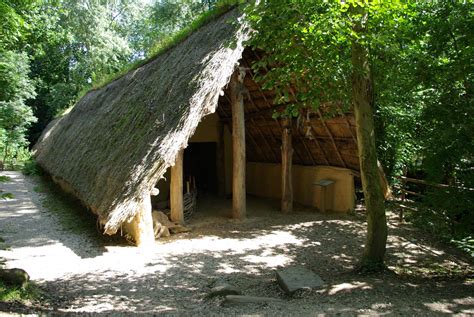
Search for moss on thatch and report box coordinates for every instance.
[33,8,250,235]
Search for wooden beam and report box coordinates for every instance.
[250,118,279,162]
[230,68,246,219]
[217,121,226,197]
[308,121,330,165]
[281,118,293,213]
[317,110,347,168]
[292,120,316,165]
[170,149,184,224]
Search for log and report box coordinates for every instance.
[281,118,293,213]
[230,68,246,219]
[170,149,184,224]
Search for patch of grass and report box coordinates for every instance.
[0,176,14,200]
[0,281,41,303]
[21,159,44,176]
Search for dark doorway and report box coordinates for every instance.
[184,142,218,195]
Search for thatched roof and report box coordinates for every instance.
[217,49,360,172]
[34,7,361,236]
[34,8,250,234]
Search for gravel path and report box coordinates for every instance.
[0,171,473,316]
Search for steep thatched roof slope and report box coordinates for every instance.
[34,8,249,234]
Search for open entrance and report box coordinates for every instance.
[184,142,218,195]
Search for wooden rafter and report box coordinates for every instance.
[246,127,267,161]
[250,118,279,162]
[292,120,316,165]
[317,109,347,168]
[308,120,330,165]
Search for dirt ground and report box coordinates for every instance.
[0,171,473,316]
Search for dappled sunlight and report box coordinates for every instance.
[1,172,473,314]
[327,281,372,295]
[423,297,474,315]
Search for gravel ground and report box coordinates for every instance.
[0,171,473,316]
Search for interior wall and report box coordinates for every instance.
[154,110,355,213]
[246,162,355,213]
[155,112,233,202]
[189,113,219,143]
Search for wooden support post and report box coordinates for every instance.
[123,194,155,248]
[230,68,246,219]
[170,149,184,224]
[281,118,293,213]
[217,121,226,197]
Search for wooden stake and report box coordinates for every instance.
[281,118,293,213]
[170,149,184,224]
[230,68,246,219]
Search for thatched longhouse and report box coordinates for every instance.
[34,8,363,247]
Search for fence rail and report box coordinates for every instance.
[393,175,473,221]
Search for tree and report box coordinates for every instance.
[350,2,386,267]
[245,0,420,269]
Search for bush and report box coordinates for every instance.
[21,158,44,176]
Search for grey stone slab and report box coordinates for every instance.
[223,295,283,305]
[276,266,325,295]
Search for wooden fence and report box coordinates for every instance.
[394,175,474,221]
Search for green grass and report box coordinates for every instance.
[0,280,41,303]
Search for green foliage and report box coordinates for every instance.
[0,280,40,303]
[452,236,474,258]
[91,0,239,91]
[21,158,43,176]
[0,50,37,168]
[0,175,14,200]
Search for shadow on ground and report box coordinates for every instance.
[1,171,473,315]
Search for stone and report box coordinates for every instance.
[207,283,241,298]
[169,225,191,234]
[223,295,283,305]
[276,266,324,295]
[0,268,30,288]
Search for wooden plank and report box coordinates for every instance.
[281,118,293,213]
[230,69,246,219]
[170,149,184,224]
[397,176,474,191]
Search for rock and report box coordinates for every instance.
[207,283,241,298]
[152,210,191,237]
[223,295,283,305]
[276,266,324,295]
[169,225,191,234]
[152,211,173,238]
[0,268,30,288]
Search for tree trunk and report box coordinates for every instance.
[351,4,388,270]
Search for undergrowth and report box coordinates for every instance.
[0,281,41,303]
